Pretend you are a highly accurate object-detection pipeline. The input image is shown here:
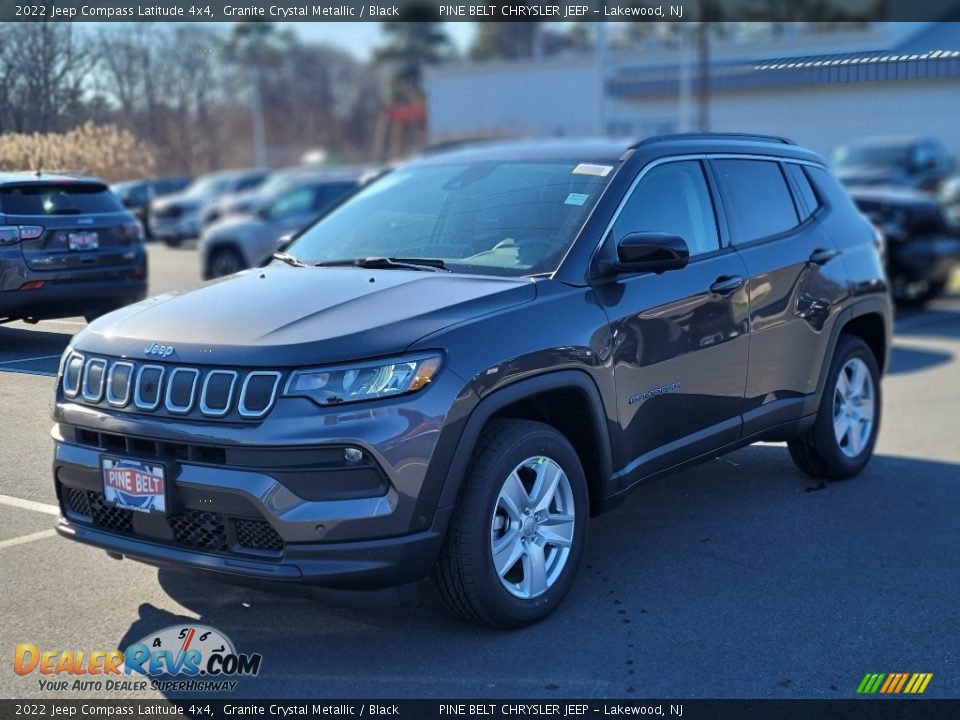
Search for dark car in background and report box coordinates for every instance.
[0,173,147,324]
[832,136,955,193]
[51,135,891,627]
[149,169,269,247]
[199,169,370,278]
[851,186,960,304]
[111,176,191,238]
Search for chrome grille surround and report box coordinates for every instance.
[81,358,107,403]
[238,371,282,419]
[133,364,165,411]
[106,361,135,407]
[199,370,238,417]
[165,367,200,414]
[60,352,282,422]
[63,353,85,398]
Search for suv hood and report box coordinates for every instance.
[76,267,536,366]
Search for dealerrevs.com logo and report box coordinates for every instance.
[14,624,262,693]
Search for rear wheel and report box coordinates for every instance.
[435,419,588,628]
[208,247,246,278]
[788,335,881,479]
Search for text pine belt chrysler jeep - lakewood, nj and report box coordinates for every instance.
[52,134,891,628]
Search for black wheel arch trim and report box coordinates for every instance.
[805,295,891,417]
[417,370,614,535]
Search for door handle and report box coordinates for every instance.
[710,275,745,296]
[809,248,842,265]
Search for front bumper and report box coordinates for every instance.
[51,368,469,590]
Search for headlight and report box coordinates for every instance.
[284,353,442,406]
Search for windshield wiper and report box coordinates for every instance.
[272,251,309,268]
[315,257,448,272]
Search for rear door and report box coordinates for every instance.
[1,182,139,273]
[710,158,848,434]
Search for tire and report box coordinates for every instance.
[162,237,182,248]
[208,247,246,278]
[788,335,881,480]
[434,419,589,629]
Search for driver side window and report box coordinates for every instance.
[613,161,720,257]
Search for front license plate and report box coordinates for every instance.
[68,231,99,251]
[102,457,166,514]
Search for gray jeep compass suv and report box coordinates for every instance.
[0,173,147,324]
[52,135,891,628]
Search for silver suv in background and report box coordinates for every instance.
[199,169,368,278]
[150,169,269,247]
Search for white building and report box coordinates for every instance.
[425,23,960,156]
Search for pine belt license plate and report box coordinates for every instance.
[101,457,167,514]
[68,231,99,251]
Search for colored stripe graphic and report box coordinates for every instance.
[858,673,932,694]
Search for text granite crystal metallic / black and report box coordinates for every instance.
[51,134,893,629]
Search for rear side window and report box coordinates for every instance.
[785,164,820,220]
[0,183,124,215]
[613,160,720,256]
[713,160,798,243]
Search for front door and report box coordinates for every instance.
[594,159,750,489]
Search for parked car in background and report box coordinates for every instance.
[851,186,960,304]
[199,170,366,278]
[200,165,380,230]
[0,173,147,324]
[832,136,955,193]
[150,169,269,247]
[938,174,960,228]
[111,176,191,238]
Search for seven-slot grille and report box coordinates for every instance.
[62,352,281,420]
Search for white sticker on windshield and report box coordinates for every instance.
[565,193,589,206]
[572,163,613,177]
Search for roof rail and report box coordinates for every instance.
[632,132,797,148]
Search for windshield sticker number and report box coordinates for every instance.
[565,193,589,206]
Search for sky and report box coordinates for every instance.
[293,22,477,58]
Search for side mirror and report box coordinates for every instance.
[612,232,689,274]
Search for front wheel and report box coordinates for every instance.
[788,335,882,479]
[434,419,588,628]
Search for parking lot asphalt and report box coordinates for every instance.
[0,244,957,700]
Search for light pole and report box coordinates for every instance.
[249,65,267,168]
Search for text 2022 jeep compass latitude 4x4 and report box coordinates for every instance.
[52,135,891,628]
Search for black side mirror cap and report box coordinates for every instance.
[602,232,690,276]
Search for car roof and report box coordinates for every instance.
[0,172,106,186]
[409,133,823,167]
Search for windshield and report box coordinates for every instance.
[832,144,912,169]
[285,160,613,277]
